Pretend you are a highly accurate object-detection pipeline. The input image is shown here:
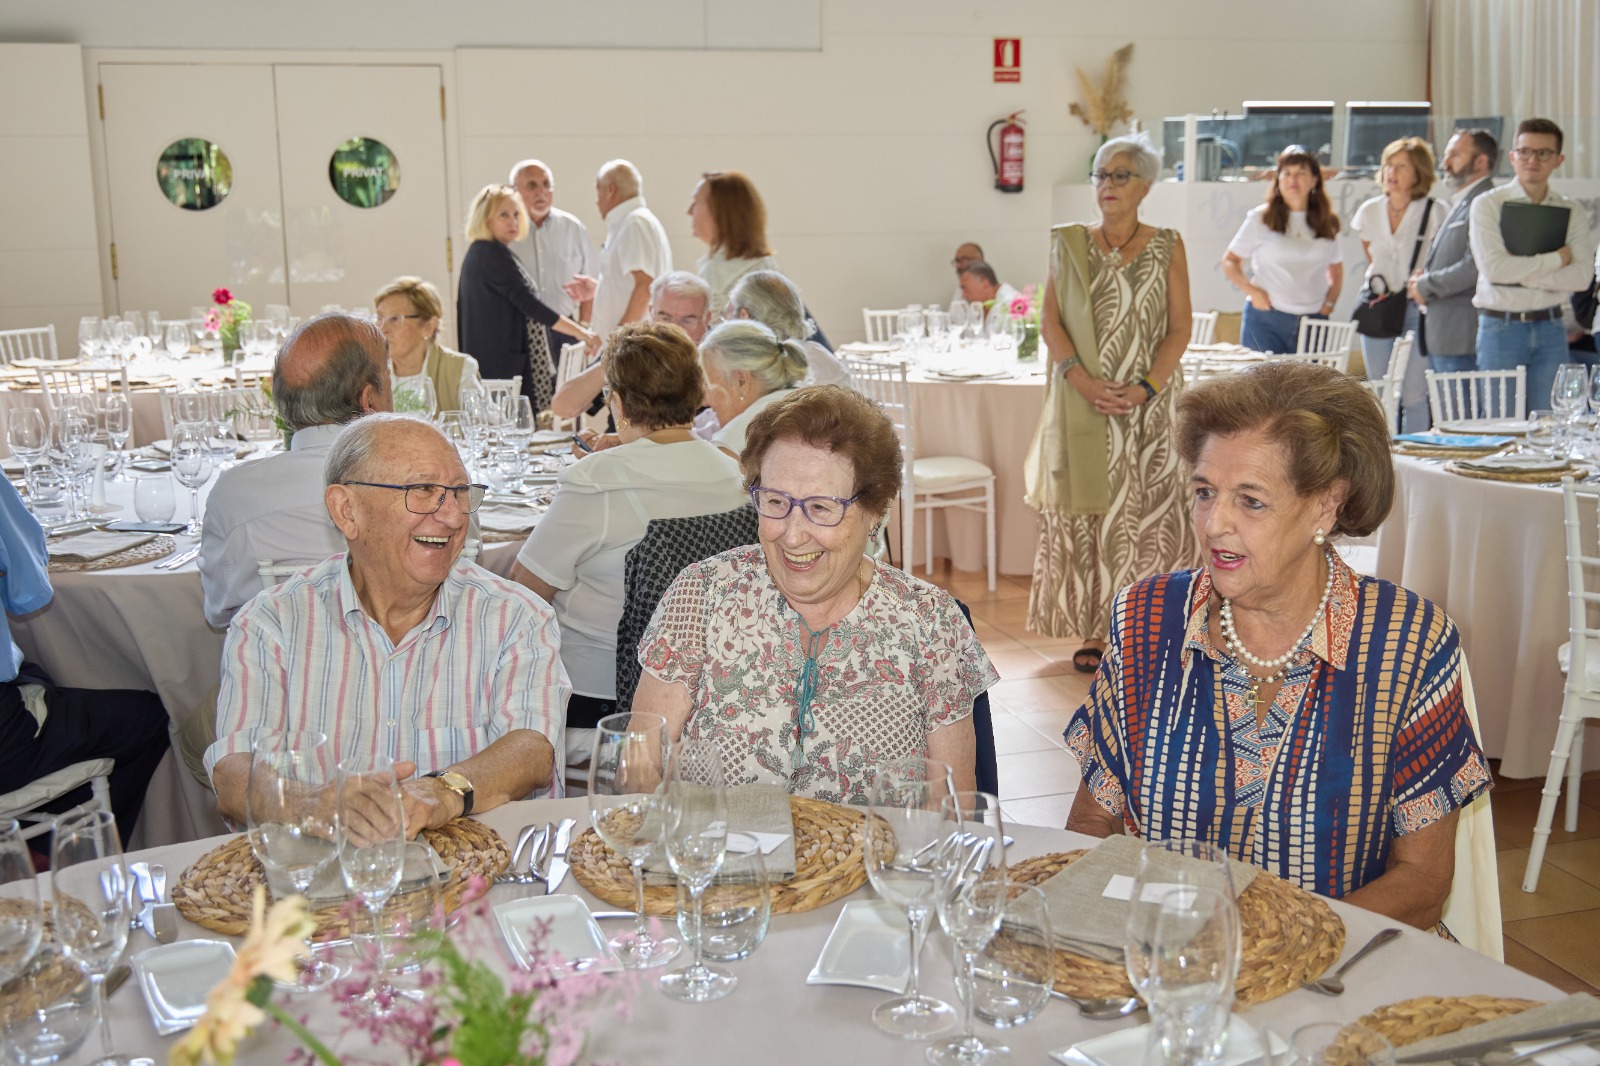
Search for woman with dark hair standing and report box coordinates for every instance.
[1221,147,1345,354]
[688,171,781,311]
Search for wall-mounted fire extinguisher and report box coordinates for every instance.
[987,111,1025,193]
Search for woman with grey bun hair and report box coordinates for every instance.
[699,319,808,457]
[727,271,853,388]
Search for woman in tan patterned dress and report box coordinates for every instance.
[1026,133,1197,673]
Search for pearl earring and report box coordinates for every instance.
[1313,528,1326,546]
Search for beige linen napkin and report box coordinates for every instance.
[1034,835,1259,963]
[46,531,154,563]
[1392,994,1600,1064]
[476,505,539,535]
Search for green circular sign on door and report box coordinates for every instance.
[156,138,233,210]
[329,137,400,208]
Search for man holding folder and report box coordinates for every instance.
[1469,117,1597,413]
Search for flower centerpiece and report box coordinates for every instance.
[1009,285,1043,361]
[206,287,252,359]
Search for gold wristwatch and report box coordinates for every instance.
[423,770,474,816]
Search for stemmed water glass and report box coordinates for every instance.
[947,303,971,345]
[658,739,733,1002]
[77,317,101,361]
[1145,886,1241,1066]
[588,711,680,969]
[929,791,1008,1065]
[862,756,958,1040]
[170,426,213,536]
[1123,839,1237,1006]
[246,731,342,991]
[7,408,47,474]
[50,808,132,1066]
[163,322,189,360]
[1552,363,1589,455]
[336,753,409,1016]
[0,819,43,986]
[102,395,131,481]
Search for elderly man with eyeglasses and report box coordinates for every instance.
[206,412,569,834]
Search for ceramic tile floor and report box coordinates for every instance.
[924,560,1600,998]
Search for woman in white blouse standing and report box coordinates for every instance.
[1222,145,1345,355]
[1350,137,1445,432]
[510,322,747,766]
[689,171,781,312]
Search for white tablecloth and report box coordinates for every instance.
[1375,455,1600,778]
[41,798,1565,1065]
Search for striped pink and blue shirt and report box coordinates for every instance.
[205,554,570,797]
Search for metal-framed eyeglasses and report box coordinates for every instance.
[340,481,489,514]
[749,485,865,527]
[1091,169,1136,187]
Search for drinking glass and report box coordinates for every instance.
[967,302,988,340]
[862,756,958,1040]
[1287,1021,1395,1066]
[25,466,72,527]
[925,308,952,353]
[246,731,341,991]
[383,842,448,980]
[7,408,47,472]
[133,474,176,523]
[170,427,213,536]
[588,711,679,968]
[1145,886,1239,1066]
[49,808,131,1066]
[146,312,162,343]
[122,312,144,342]
[0,820,42,985]
[1552,363,1588,421]
[1524,409,1559,456]
[505,394,535,441]
[492,443,525,492]
[101,395,130,481]
[963,881,1053,1029]
[677,838,768,963]
[163,322,189,360]
[929,791,1008,1065]
[1124,839,1236,1005]
[336,753,408,1016]
[171,391,207,432]
[49,416,93,520]
[658,739,733,1002]
[76,317,100,360]
[947,303,971,342]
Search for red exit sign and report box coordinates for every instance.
[994,38,1020,83]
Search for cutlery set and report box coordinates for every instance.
[127,860,178,943]
[154,546,199,570]
[493,817,577,892]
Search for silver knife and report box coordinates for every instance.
[497,824,540,885]
[544,817,576,894]
[146,864,177,944]
[1394,1021,1600,1063]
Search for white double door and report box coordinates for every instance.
[99,62,451,323]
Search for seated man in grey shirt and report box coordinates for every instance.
[199,314,392,628]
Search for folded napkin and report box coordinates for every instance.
[838,341,899,354]
[1394,432,1515,449]
[1393,994,1600,1064]
[647,782,797,883]
[1032,835,1258,962]
[47,531,155,563]
[477,504,540,535]
[1455,454,1572,473]
[927,369,1013,381]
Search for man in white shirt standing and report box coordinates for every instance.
[1468,117,1597,413]
[509,160,594,346]
[563,160,672,338]
[1408,128,1498,376]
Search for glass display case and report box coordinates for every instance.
[1239,101,1334,169]
[1344,102,1432,172]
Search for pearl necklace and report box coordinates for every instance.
[1219,549,1336,674]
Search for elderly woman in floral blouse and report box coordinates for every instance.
[634,385,998,801]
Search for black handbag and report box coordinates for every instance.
[1352,199,1433,339]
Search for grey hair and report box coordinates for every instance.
[324,412,443,488]
[1093,132,1163,183]
[598,159,641,200]
[728,270,813,342]
[649,270,711,309]
[508,158,549,184]
[272,313,387,433]
[958,261,999,286]
[700,320,808,395]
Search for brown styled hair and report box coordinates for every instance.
[1262,146,1341,240]
[700,171,773,260]
[603,322,705,431]
[1380,137,1437,199]
[1515,117,1564,154]
[739,385,902,519]
[1175,360,1393,538]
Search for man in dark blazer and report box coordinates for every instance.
[1408,128,1499,375]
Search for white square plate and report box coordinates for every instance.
[1050,1017,1285,1066]
[805,899,910,993]
[132,939,236,1035]
[493,895,615,973]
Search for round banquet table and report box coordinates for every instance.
[1375,454,1600,777]
[7,450,532,849]
[29,798,1565,1066]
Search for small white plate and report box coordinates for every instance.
[1437,418,1533,435]
[805,899,910,993]
[493,895,615,973]
[1050,1017,1285,1066]
[132,939,236,1035]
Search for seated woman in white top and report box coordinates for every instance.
[510,322,747,760]
[374,276,480,413]
[727,270,853,389]
[700,320,809,458]
[1221,145,1345,355]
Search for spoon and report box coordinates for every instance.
[1049,988,1145,1020]
[1301,927,1402,995]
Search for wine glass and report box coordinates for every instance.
[1124,839,1237,1005]
[336,753,408,1016]
[101,395,130,481]
[862,756,958,1040]
[588,711,679,969]
[947,303,971,344]
[49,807,131,1066]
[1551,363,1589,455]
[172,391,207,432]
[1287,1022,1395,1066]
[7,408,47,473]
[76,317,100,361]
[163,322,189,360]
[246,731,341,991]
[1145,885,1240,1066]
[658,739,733,1002]
[170,427,213,536]
[0,819,42,985]
[929,791,1008,1065]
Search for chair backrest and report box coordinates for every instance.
[1561,479,1600,695]
[552,343,588,432]
[862,309,900,344]
[842,355,912,457]
[256,559,310,588]
[1386,330,1415,386]
[614,506,761,712]
[1425,366,1527,422]
[1364,378,1399,434]
[953,600,999,796]
[479,377,516,410]
[1188,311,1219,347]
[1273,350,1351,374]
[1294,317,1358,356]
[0,758,113,840]
[0,325,59,365]
[35,365,130,420]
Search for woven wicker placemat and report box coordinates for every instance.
[1007,849,1344,1006]
[1393,443,1509,460]
[569,794,892,915]
[174,818,509,937]
[48,534,176,573]
[1445,461,1589,484]
[0,900,89,1026]
[1355,995,1539,1048]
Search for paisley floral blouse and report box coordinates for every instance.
[638,545,999,804]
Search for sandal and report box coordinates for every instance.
[1072,647,1103,674]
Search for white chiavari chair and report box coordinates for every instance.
[1295,317,1358,356]
[0,325,59,365]
[35,365,130,422]
[1188,310,1219,346]
[1362,329,1414,433]
[861,309,900,344]
[1425,366,1527,422]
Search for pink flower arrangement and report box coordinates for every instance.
[203,286,253,353]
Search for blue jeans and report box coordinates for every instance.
[1361,304,1427,431]
[1429,354,1478,375]
[1240,305,1322,355]
[1475,315,1569,415]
